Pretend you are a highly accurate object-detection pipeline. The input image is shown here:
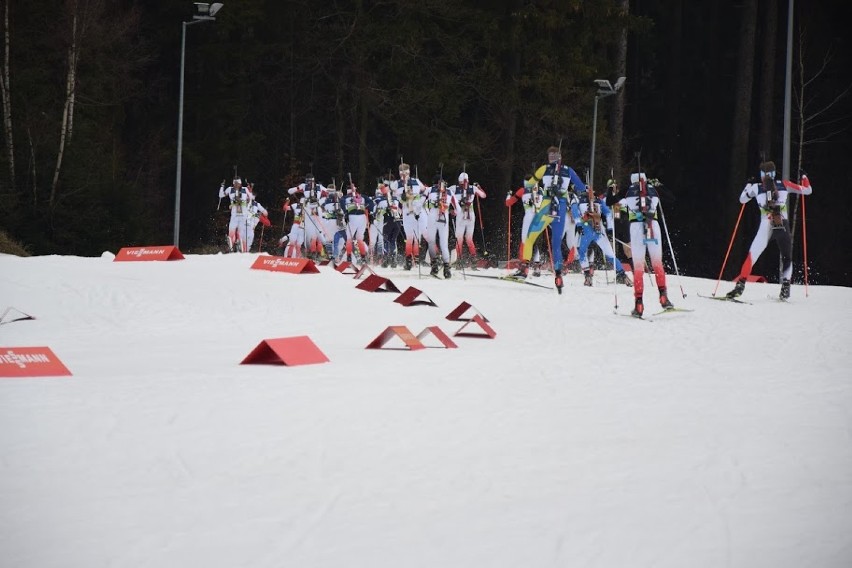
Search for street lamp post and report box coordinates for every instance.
[590,76,626,189]
[174,3,224,248]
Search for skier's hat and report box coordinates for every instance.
[458,172,469,183]
[759,161,776,178]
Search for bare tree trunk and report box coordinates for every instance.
[49,1,79,209]
[1,0,14,189]
[27,126,36,206]
[662,0,683,183]
[789,26,806,245]
[610,0,628,181]
[728,0,758,193]
[758,0,778,157]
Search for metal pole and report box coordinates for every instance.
[590,95,599,189]
[174,21,188,248]
[782,0,794,181]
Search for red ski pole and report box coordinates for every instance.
[801,193,809,296]
[712,202,746,297]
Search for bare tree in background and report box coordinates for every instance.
[0,0,14,190]
[611,0,628,181]
[789,29,852,247]
[49,0,81,209]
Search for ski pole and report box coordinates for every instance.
[712,202,746,297]
[507,200,512,268]
[801,192,809,296]
[657,201,686,298]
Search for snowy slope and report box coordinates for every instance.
[1,252,851,568]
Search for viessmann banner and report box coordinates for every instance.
[114,246,185,261]
[0,347,72,378]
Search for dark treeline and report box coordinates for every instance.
[1,0,849,285]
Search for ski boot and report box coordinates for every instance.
[726,279,745,299]
[404,255,413,271]
[780,278,791,300]
[381,256,389,268]
[511,262,528,279]
[631,297,644,318]
[443,262,452,279]
[555,269,564,294]
[532,262,542,278]
[616,271,632,286]
[583,269,593,287]
[430,258,440,277]
[659,287,674,310]
[390,255,398,268]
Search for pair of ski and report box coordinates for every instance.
[465,273,554,290]
[697,293,751,305]
[617,306,694,322]
[699,293,789,305]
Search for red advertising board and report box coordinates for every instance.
[0,347,72,378]
[114,246,184,261]
[250,256,319,274]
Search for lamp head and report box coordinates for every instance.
[192,2,223,20]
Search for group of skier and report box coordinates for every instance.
[225,163,489,280]
[217,148,813,314]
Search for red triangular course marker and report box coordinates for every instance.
[416,326,458,348]
[318,259,332,266]
[393,287,437,307]
[365,326,426,350]
[353,264,376,279]
[335,261,358,275]
[453,314,497,338]
[114,246,184,261]
[445,301,489,322]
[356,274,401,293]
[240,336,330,366]
[0,307,36,326]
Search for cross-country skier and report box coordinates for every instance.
[219,177,252,252]
[448,172,487,269]
[246,188,270,252]
[391,163,428,270]
[618,172,673,317]
[424,173,457,278]
[317,182,345,262]
[381,179,403,268]
[527,145,586,292]
[574,186,631,286]
[369,181,389,265]
[341,179,373,263]
[505,179,546,277]
[287,174,328,260]
[726,161,812,300]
